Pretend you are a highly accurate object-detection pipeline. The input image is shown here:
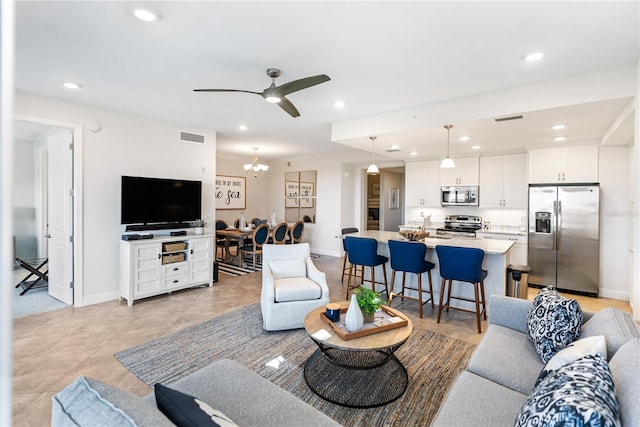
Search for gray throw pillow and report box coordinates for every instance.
[580,307,640,359]
[527,286,583,363]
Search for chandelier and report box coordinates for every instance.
[243,147,269,178]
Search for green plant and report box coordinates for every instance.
[354,285,386,315]
[191,219,206,227]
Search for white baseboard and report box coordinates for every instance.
[77,290,120,307]
[598,288,629,301]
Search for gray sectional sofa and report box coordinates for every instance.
[433,295,640,426]
[52,359,341,426]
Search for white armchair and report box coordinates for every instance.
[261,243,330,331]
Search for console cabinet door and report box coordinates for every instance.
[133,243,162,297]
[190,237,213,283]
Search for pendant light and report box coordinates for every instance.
[243,147,269,178]
[366,136,379,175]
[440,124,456,169]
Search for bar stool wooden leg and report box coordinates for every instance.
[446,279,453,312]
[427,270,435,309]
[437,278,447,324]
[474,281,482,333]
[417,273,423,318]
[480,280,487,320]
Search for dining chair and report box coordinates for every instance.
[288,221,304,244]
[233,218,240,228]
[344,236,389,299]
[239,223,270,271]
[340,227,361,284]
[268,222,289,244]
[387,239,435,318]
[250,217,262,227]
[435,245,488,333]
[215,219,232,260]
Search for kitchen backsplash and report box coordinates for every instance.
[405,206,527,228]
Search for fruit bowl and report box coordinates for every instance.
[399,229,430,241]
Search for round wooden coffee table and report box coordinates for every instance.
[303,302,413,408]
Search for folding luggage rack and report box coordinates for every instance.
[14,257,49,295]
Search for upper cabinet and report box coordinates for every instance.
[480,154,527,208]
[405,160,440,207]
[440,157,479,186]
[528,146,599,184]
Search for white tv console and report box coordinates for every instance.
[119,234,214,306]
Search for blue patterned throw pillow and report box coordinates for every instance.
[527,286,583,363]
[516,354,621,427]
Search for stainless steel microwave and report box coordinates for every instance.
[441,186,479,206]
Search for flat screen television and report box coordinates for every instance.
[121,176,202,228]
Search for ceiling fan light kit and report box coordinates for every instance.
[194,68,330,118]
[440,124,456,169]
[243,148,269,178]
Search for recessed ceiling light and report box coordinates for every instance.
[134,9,159,22]
[554,136,567,142]
[552,124,566,130]
[238,124,249,131]
[410,151,418,156]
[333,100,345,109]
[471,145,481,150]
[458,136,470,142]
[390,144,399,150]
[63,82,82,89]
[524,52,544,62]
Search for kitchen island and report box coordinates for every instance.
[344,230,515,313]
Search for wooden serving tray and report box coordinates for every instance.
[320,305,409,340]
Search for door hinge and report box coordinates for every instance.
[69,143,74,150]
[69,235,74,243]
[69,189,74,197]
[69,281,74,289]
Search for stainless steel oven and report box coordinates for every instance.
[441,186,479,206]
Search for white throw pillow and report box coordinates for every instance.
[269,257,307,279]
[536,335,607,386]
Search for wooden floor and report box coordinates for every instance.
[11,254,632,426]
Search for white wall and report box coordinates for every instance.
[599,146,632,299]
[15,91,216,306]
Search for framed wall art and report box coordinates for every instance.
[215,175,246,210]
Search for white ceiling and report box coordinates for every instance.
[14,1,639,162]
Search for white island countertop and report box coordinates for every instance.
[346,230,514,255]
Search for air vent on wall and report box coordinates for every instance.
[179,131,205,144]
[385,149,401,153]
[494,115,524,123]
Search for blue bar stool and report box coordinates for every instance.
[344,236,389,299]
[341,227,362,284]
[387,239,436,318]
[435,245,488,333]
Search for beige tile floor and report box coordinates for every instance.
[11,254,632,426]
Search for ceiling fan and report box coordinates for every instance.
[194,68,330,118]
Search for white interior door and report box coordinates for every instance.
[47,130,73,305]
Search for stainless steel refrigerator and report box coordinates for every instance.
[528,184,600,296]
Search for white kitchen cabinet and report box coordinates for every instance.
[528,145,598,183]
[120,234,214,306]
[480,154,527,208]
[405,160,440,207]
[441,157,479,186]
[476,232,527,265]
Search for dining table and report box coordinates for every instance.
[215,228,254,267]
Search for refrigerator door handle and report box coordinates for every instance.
[552,200,557,251]
[557,200,562,251]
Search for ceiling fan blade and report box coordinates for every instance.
[193,89,261,95]
[277,97,300,118]
[273,74,330,97]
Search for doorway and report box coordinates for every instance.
[12,116,83,312]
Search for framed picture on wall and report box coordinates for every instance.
[389,187,400,209]
[215,175,246,210]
